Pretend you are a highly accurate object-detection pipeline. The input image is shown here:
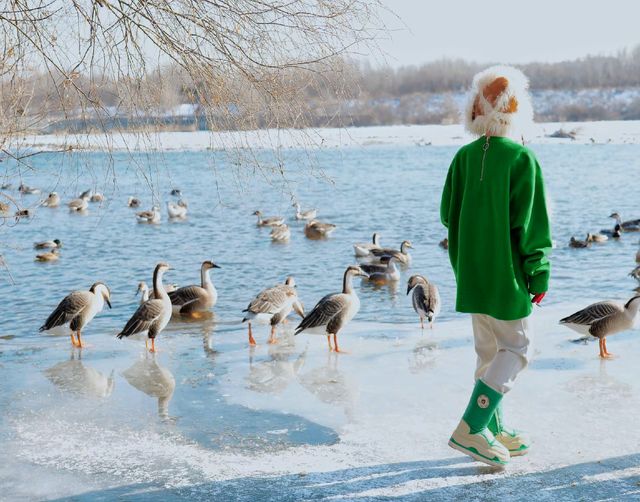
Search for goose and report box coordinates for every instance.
[270,223,291,242]
[68,193,89,212]
[35,249,60,262]
[600,224,622,239]
[610,212,640,232]
[369,240,414,265]
[304,219,336,240]
[42,192,60,207]
[127,196,141,208]
[295,265,368,352]
[117,262,172,352]
[90,192,105,203]
[40,282,112,348]
[559,296,640,358]
[136,281,178,304]
[122,356,175,418]
[439,238,449,250]
[168,260,220,315]
[136,206,161,224]
[569,236,590,249]
[407,275,441,329]
[45,355,115,398]
[34,239,62,249]
[167,200,187,219]
[253,210,284,227]
[360,255,400,283]
[586,233,608,243]
[242,277,305,346]
[353,233,381,257]
[18,184,40,195]
[293,202,317,221]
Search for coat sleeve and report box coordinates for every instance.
[440,156,456,229]
[510,150,552,295]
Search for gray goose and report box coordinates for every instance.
[293,202,317,221]
[253,210,284,227]
[369,240,414,265]
[353,232,381,257]
[169,260,220,315]
[295,265,368,352]
[40,282,112,348]
[559,296,640,358]
[304,219,336,240]
[242,277,305,346]
[610,212,640,232]
[117,262,172,353]
[407,275,441,329]
[136,206,161,224]
[68,193,89,212]
[360,256,400,283]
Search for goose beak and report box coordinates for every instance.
[406,285,412,295]
[213,263,221,269]
[106,297,112,309]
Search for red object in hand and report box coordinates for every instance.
[531,292,546,305]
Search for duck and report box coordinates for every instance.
[407,275,441,330]
[242,277,305,345]
[293,202,317,221]
[439,238,449,250]
[136,206,161,224]
[18,184,40,195]
[610,212,640,232]
[127,196,141,208]
[90,192,105,203]
[136,280,178,304]
[168,260,220,315]
[569,236,590,249]
[559,295,640,358]
[40,282,112,348]
[270,223,291,242]
[295,265,368,352]
[304,219,336,240]
[586,233,608,243]
[42,192,60,207]
[369,240,414,265]
[68,193,89,212]
[34,239,62,249]
[353,233,381,257]
[253,210,284,227]
[117,263,172,353]
[35,248,60,262]
[167,200,187,219]
[360,255,400,283]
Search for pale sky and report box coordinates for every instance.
[375,0,640,66]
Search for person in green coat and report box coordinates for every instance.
[440,66,552,468]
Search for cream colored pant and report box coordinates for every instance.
[472,314,532,394]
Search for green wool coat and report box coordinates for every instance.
[440,136,552,321]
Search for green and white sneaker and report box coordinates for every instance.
[488,404,530,457]
[448,379,510,468]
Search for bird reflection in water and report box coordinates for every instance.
[44,351,114,398]
[246,337,306,394]
[409,338,438,374]
[122,354,176,419]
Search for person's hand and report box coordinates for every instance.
[531,292,546,305]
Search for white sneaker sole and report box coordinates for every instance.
[448,438,508,468]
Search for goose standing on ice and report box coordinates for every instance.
[353,233,381,257]
[242,277,305,346]
[128,196,141,208]
[169,260,220,315]
[293,202,317,221]
[360,256,400,283]
[407,275,441,330]
[167,200,188,219]
[68,192,89,212]
[253,210,284,227]
[610,212,640,232]
[34,239,62,250]
[136,205,161,224]
[559,295,640,358]
[295,265,368,352]
[369,240,414,265]
[117,262,172,352]
[42,192,60,207]
[35,248,60,262]
[270,223,291,242]
[304,219,336,240]
[40,282,112,348]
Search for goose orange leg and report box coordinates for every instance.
[248,323,257,347]
[598,338,611,359]
[603,338,613,357]
[333,333,347,354]
[327,335,333,351]
[76,330,85,348]
[268,325,278,344]
[420,318,424,330]
[149,338,156,353]
[70,333,78,347]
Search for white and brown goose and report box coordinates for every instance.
[34,239,62,250]
[42,192,60,207]
[559,295,640,358]
[253,210,284,227]
[295,265,368,352]
[293,202,317,221]
[136,281,178,304]
[270,223,291,242]
[242,277,305,346]
[369,240,414,265]
[304,219,336,240]
[117,262,172,352]
[169,260,220,315]
[68,192,89,212]
[360,255,400,283]
[407,275,441,330]
[35,248,60,262]
[353,232,382,257]
[137,205,161,224]
[167,200,188,219]
[40,282,112,348]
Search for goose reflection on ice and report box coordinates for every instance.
[122,354,176,418]
[409,338,438,374]
[44,352,114,398]
[245,340,306,394]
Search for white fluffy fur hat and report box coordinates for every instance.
[464,65,534,139]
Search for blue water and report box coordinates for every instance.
[0,142,639,499]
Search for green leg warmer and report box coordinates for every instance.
[487,402,503,434]
[462,379,503,434]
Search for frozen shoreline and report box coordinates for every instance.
[2,303,640,500]
[18,120,640,153]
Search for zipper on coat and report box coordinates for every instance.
[480,135,490,181]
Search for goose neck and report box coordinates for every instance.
[153,268,168,300]
[343,270,355,295]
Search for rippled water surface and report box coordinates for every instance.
[1,141,639,499]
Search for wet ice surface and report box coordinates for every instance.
[1,143,640,500]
